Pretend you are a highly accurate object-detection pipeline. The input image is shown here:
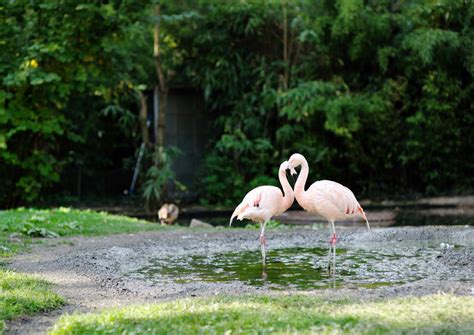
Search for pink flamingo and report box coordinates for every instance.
[230,161,294,264]
[287,153,370,272]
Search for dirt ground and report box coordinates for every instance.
[5,226,474,335]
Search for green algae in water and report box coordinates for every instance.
[135,246,441,290]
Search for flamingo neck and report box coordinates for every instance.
[294,157,309,201]
[279,167,294,210]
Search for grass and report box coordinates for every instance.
[0,207,167,257]
[50,294,474,334]
[243,219,284,229]
[0,269,64,334]
[0,207,169,333]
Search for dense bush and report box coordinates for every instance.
[0,2,153,206]
[180,0,474,204]
[1,0,472,207]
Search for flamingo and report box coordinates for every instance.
[230,161,294,264]
[287,153,370,273]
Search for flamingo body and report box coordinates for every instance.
[230,161,294,263]
[288,153,369,272]
[230,185,289,224]
[301,180,366,222]
[288,153,369,228]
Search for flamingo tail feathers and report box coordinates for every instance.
[229,203,249,226]
[358,206,370,231]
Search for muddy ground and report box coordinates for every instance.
[5,226,474,334]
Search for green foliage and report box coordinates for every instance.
[1,0,473,206]
[142,146,183,208]
[244,219,283,229]
[20,223,59,238]
[178,0,474,202]
[49,294,474,335]
[0,2,154,206]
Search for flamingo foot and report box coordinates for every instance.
[259,234,267,246]
[329,233,337,246]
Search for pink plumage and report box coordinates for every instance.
[299,180,368,225]
[230,161,294,263]
[288,153,370,272]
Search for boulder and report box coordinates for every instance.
[189,219,213,228]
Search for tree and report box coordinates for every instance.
[0,2,154,206]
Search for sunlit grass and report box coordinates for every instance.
[0,208,173,333]
[0,207,167,257]
[0,269,64,334]
[50,294,474,334]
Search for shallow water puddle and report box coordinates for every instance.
[133,246,457,290]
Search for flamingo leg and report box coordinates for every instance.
[327,221,332,269]
[260,221,268,265]
[328,220,337,275]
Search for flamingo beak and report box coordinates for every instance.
[283,161,297,178]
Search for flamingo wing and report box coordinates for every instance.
[229,187,265,224]
[311,180,362,217]
[229,186,283,224]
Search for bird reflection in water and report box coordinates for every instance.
[330,272,336,288]
[259,261,337,289]
[261,265,268,282]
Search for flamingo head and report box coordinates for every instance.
[288,153,306,175]
[280,160,296,176]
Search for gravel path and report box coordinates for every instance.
[5,226,474,334]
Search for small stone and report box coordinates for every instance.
[8,233,22,243]
[189,219,214,228]
[440,242,454,249]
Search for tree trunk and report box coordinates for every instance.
[157,92,167,150]
[137,90,150,147]
[282,3,289,91]
[154,4,168,150]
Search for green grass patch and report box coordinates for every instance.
[50,294,474,334]
[0,208,168,332]
[0,269,64,334]
[243,219,284,229]
[0,207,166,257]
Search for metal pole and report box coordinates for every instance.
[129,142,146,195]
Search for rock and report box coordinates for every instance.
[189,219,214,228]
[8,233,22,243]
[440,242,454,249]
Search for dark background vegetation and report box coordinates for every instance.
[0,0,473,208]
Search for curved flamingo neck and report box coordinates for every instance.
[294,157,309,200]
[278,167,294,209]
